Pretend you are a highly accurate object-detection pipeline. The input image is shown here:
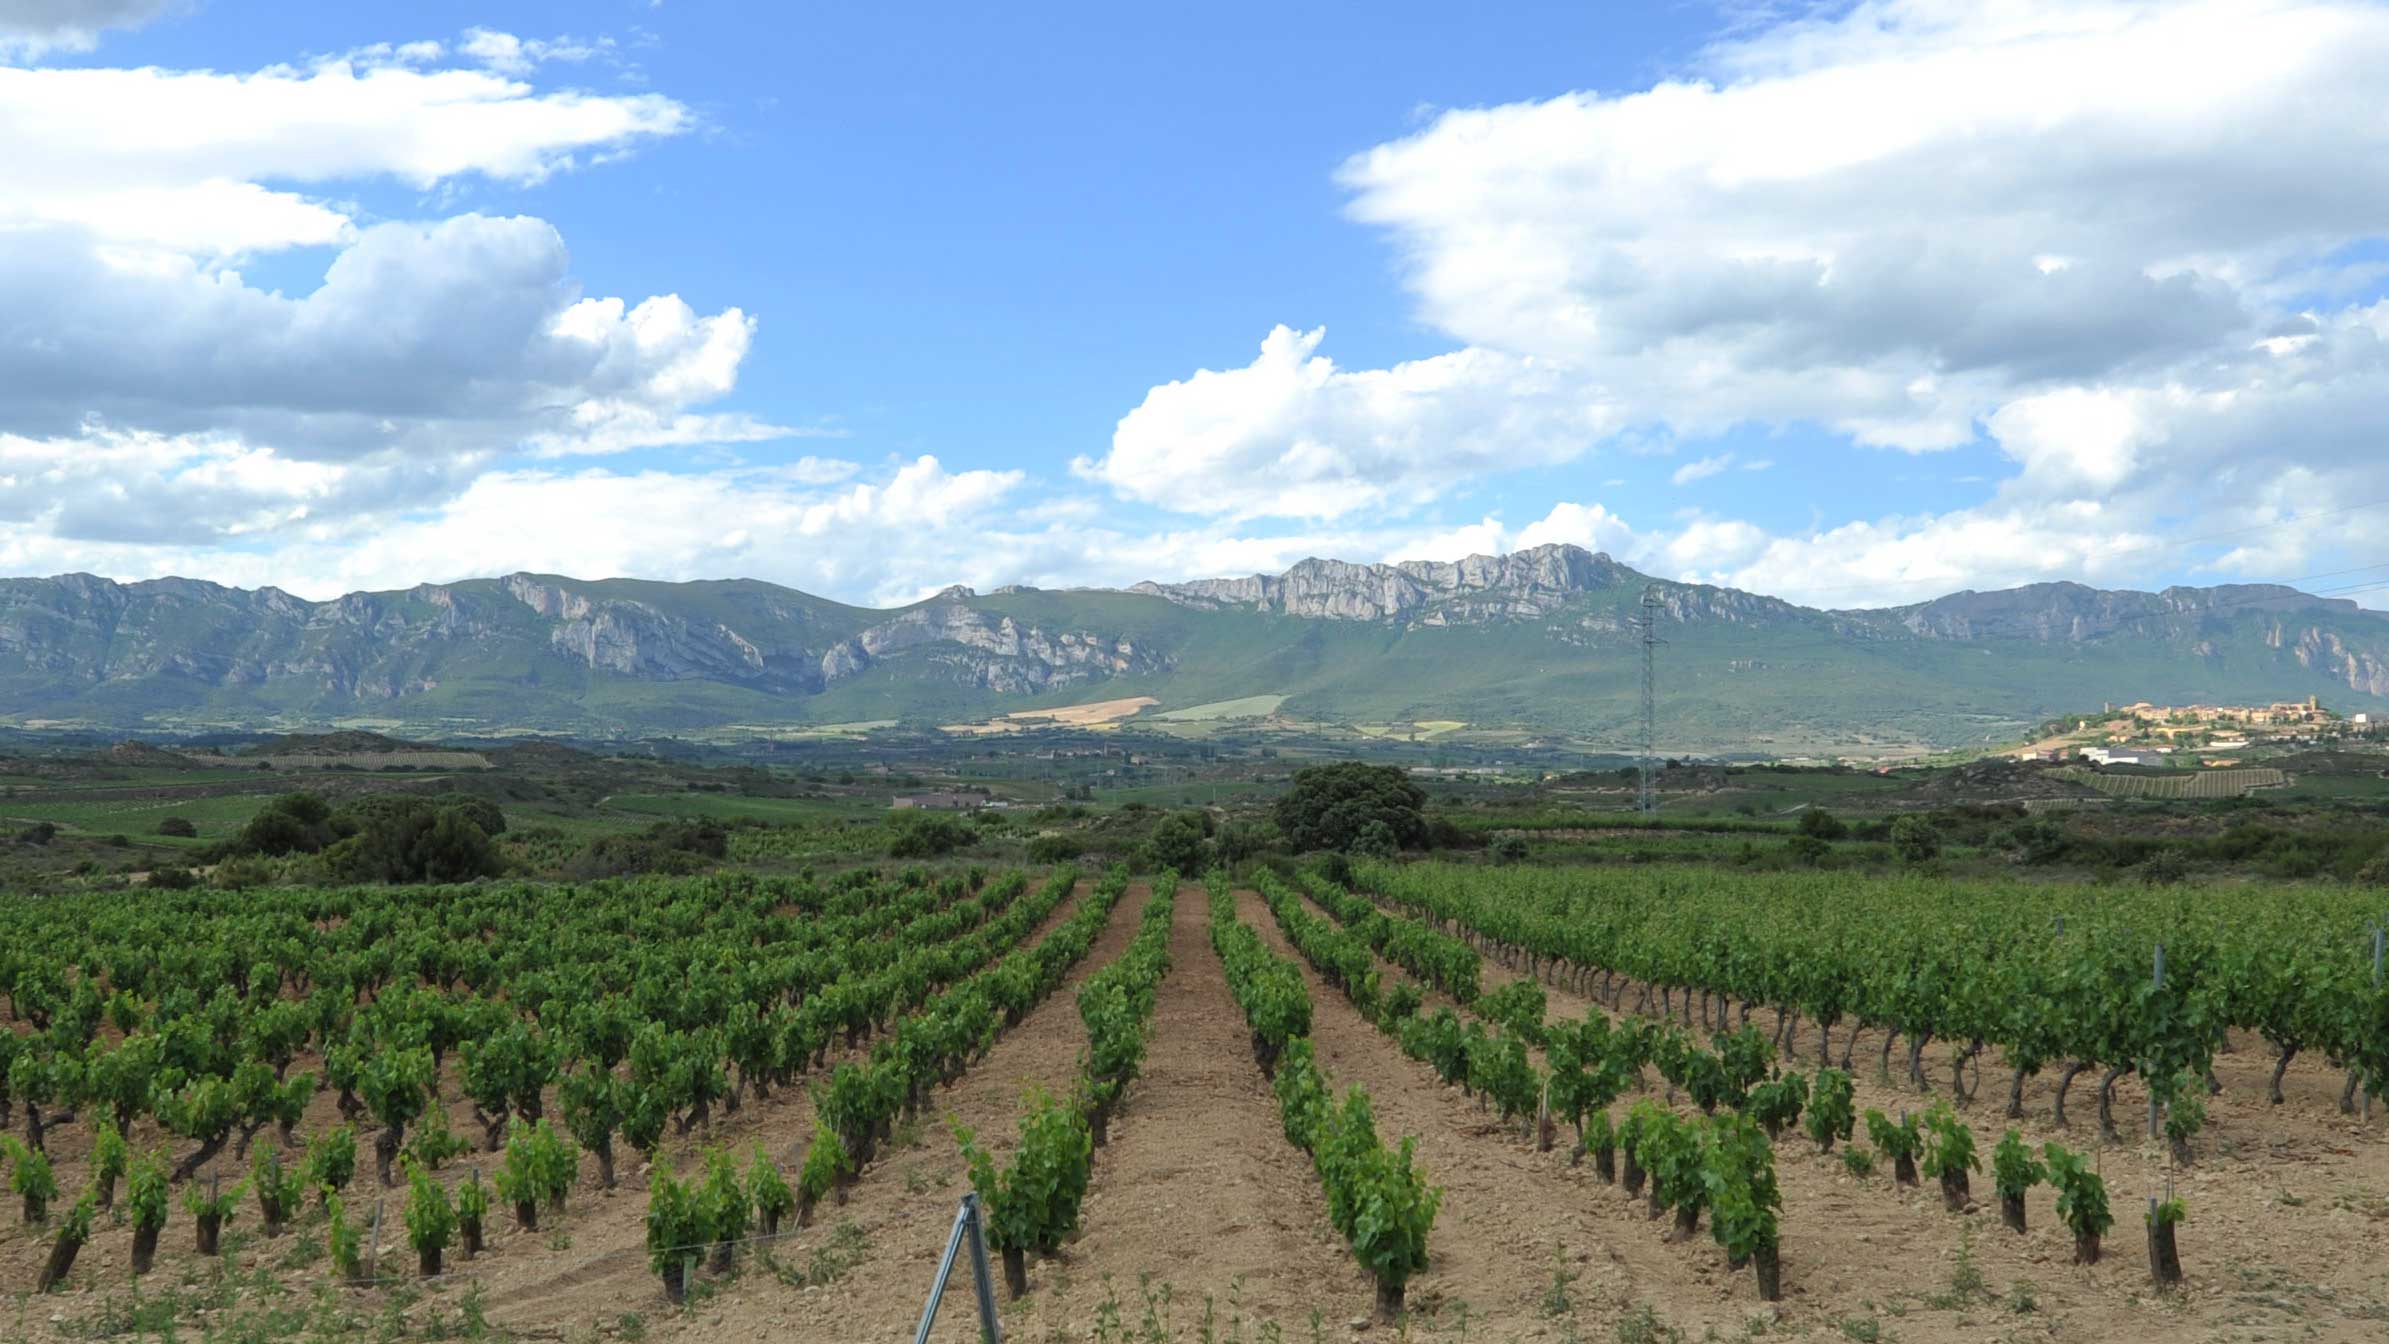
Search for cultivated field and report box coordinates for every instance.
[3,862,2388,1343]
[2059,766,2290,799]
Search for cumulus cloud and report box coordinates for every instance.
[0,32,794,574]
[0,217,759,456]
[1085,0,2389,608]
[1079,325,1611,520]
[1,51,687,255]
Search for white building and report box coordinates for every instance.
[2082,747,2168,767]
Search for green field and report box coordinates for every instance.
[0,790,289,842]
[600,792,889,824]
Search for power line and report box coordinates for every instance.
[1637,585,1665,814]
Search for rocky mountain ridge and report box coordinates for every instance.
[2,546,2384,740]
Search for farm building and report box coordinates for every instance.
[891,791,987,810]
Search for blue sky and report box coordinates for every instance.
[6,0,2389,609]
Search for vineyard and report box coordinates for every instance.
[0,860,2386,1342]
[2057,765,2289,798]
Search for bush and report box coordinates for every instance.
[1215,819,1274,864]
[147,867,200,891]
[888,812,973,860]
[324,800,500,884]
[211,855,278,890]
[2005,819,2071,865]
[1025,833,1082,864]
[1274,762,1427,854]
[1142,811,1212,873]
[1796,808,1848,841]
[227,793,337,857]
[565,819,728,879]
[157,817,198,839]
[1890,815,1941,864]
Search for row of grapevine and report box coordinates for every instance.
[1205,873,1441,1323]
[1297,871,1482,1003]
[1342,869,2206,1289]
[1262,873,1548,1137]
[1272,873,1787,1302]
[0,866,1056,1200]
[0,865,1107,1292]
[956,873,1180,1298]
[1361,861,2389,1150]
[2058,767,2286,799]
[644,866,1134,1302]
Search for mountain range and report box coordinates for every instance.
[4,545,2385,753]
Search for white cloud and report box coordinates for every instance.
[1094,0,2389,597]
[1,52,687,256]
[1079,325,1611,520]
[1516,501,1638,556]
[0,0,176,59]
[1670,453,1735,486]
[0,215,776,462]
[457,28,613,77]
[0,34,787,570]
[1387,517,1511,565]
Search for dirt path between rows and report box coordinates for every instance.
[1231,887,1757,1341]
[998,882,1369,1338]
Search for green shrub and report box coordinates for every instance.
[1806,1069,1855,1150]
[2043,1142,2112,1257]
[748,1147,796,1235]
[402,1159,454,1268]
[1274,762,1427,854]
[797,1119,851,1210]
[1025,833,1082,864]
[305,1125,357,1197]
[955,1086,1093,1258]
[889,813,973,859]
[326,1193,362,1280]
[126,1153,169,1232]
[1890,815,1941,864]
